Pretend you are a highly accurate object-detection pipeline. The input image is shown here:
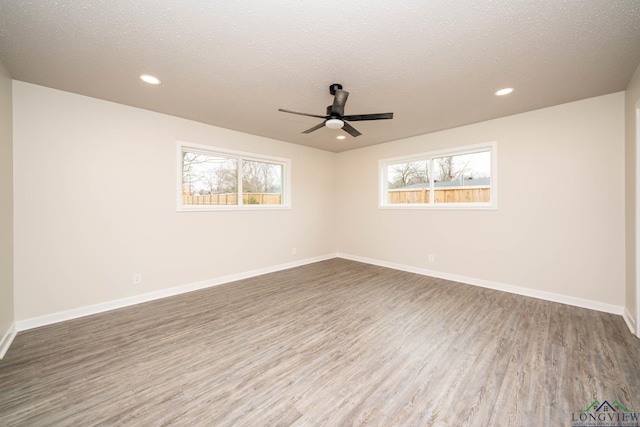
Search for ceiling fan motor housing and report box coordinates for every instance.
[329,83,343,95]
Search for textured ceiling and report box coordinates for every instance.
[1,1,639,152]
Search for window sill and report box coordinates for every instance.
[378,203,496,210]
[178,204,291,212]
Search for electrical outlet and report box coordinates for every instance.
[133,273,142,285]
[428,254,435,263]
[291,247,297,255]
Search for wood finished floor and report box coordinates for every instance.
[1,258,639,426]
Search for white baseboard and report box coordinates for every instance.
[623,307,637,336]
[337,253,625,316]
[15,253,337,332]
[0,322,17,359]
[12,252,628,336]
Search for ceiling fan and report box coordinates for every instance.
[278,83,393,137]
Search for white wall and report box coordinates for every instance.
[336,93,626,308]
[12,81,337,321]
[625,64,640,332]
[0,61,14,350]
[9,82,630,323]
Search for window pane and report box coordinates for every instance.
[182,151,238,205]
[242,160,283,205]
[433,151,491,203]
[387,160,430,204]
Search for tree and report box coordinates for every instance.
[182,152,209,194]
[182,152,237,195]
[389,161,428,189]
[435,156,469,182]
[242,161,281,193]
[214,166,237,193]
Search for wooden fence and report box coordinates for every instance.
[183,193,282,205]
[388,187,490,204]
[184,188,487,206]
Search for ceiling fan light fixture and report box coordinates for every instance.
[325,118,344,129]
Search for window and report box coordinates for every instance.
[379,142,497,209]
[178,142,290,210]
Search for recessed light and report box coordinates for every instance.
[140,74,161,85]
[336,135,346,140]
[495,87,513,96]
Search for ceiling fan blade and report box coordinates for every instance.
[278,108,327,120]
[342,121,362,137]
[330,89,349,116]
[302,121,327,134]
[342,112,394,121]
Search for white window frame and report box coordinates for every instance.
[177,141,291,211]
[379,141,497,210]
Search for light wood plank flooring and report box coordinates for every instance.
[1,258,639,426]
